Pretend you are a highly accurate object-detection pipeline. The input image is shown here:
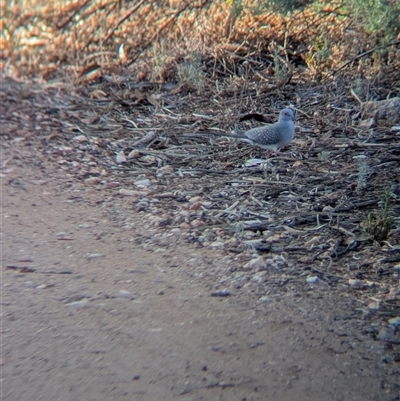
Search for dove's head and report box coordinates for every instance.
[279,108,296,123]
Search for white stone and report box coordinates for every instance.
[306,276,319,284]
[243,256,266,271]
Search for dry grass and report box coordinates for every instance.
[2,0,399,83]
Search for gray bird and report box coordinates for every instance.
[207,108,296,152]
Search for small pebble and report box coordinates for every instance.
[84,177,101,185]
[73,135,88,143]
[243,256,266,271]
[211,289,231,297]
[306,276,319,284]
[188,196,202,203]
[128,149,140,159]
[210,241,224,248]
[116,151,127,164]
[189,201,202,211]
[36,284,47,289]
[191,219,204,227]
[156,165,174,175]
[349,279,364,290]
[377,328,391,342]
[367,301,381,311]
[119,189,142,197]
[134,179,150,187]
[66,299,88,308]
[388,317,400,329]
[86,253,104,259]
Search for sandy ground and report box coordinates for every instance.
[1,141,398,401]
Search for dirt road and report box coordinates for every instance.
[1,140,397,401]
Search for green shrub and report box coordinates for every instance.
[251,0,400,40]
[344,0,400,40]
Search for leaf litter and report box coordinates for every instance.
[2,73,399,329]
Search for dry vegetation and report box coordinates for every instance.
[2,0,399,82]
[1,0,400,339]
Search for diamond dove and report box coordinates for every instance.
[208,108,296,152]
[240,108,295,151]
